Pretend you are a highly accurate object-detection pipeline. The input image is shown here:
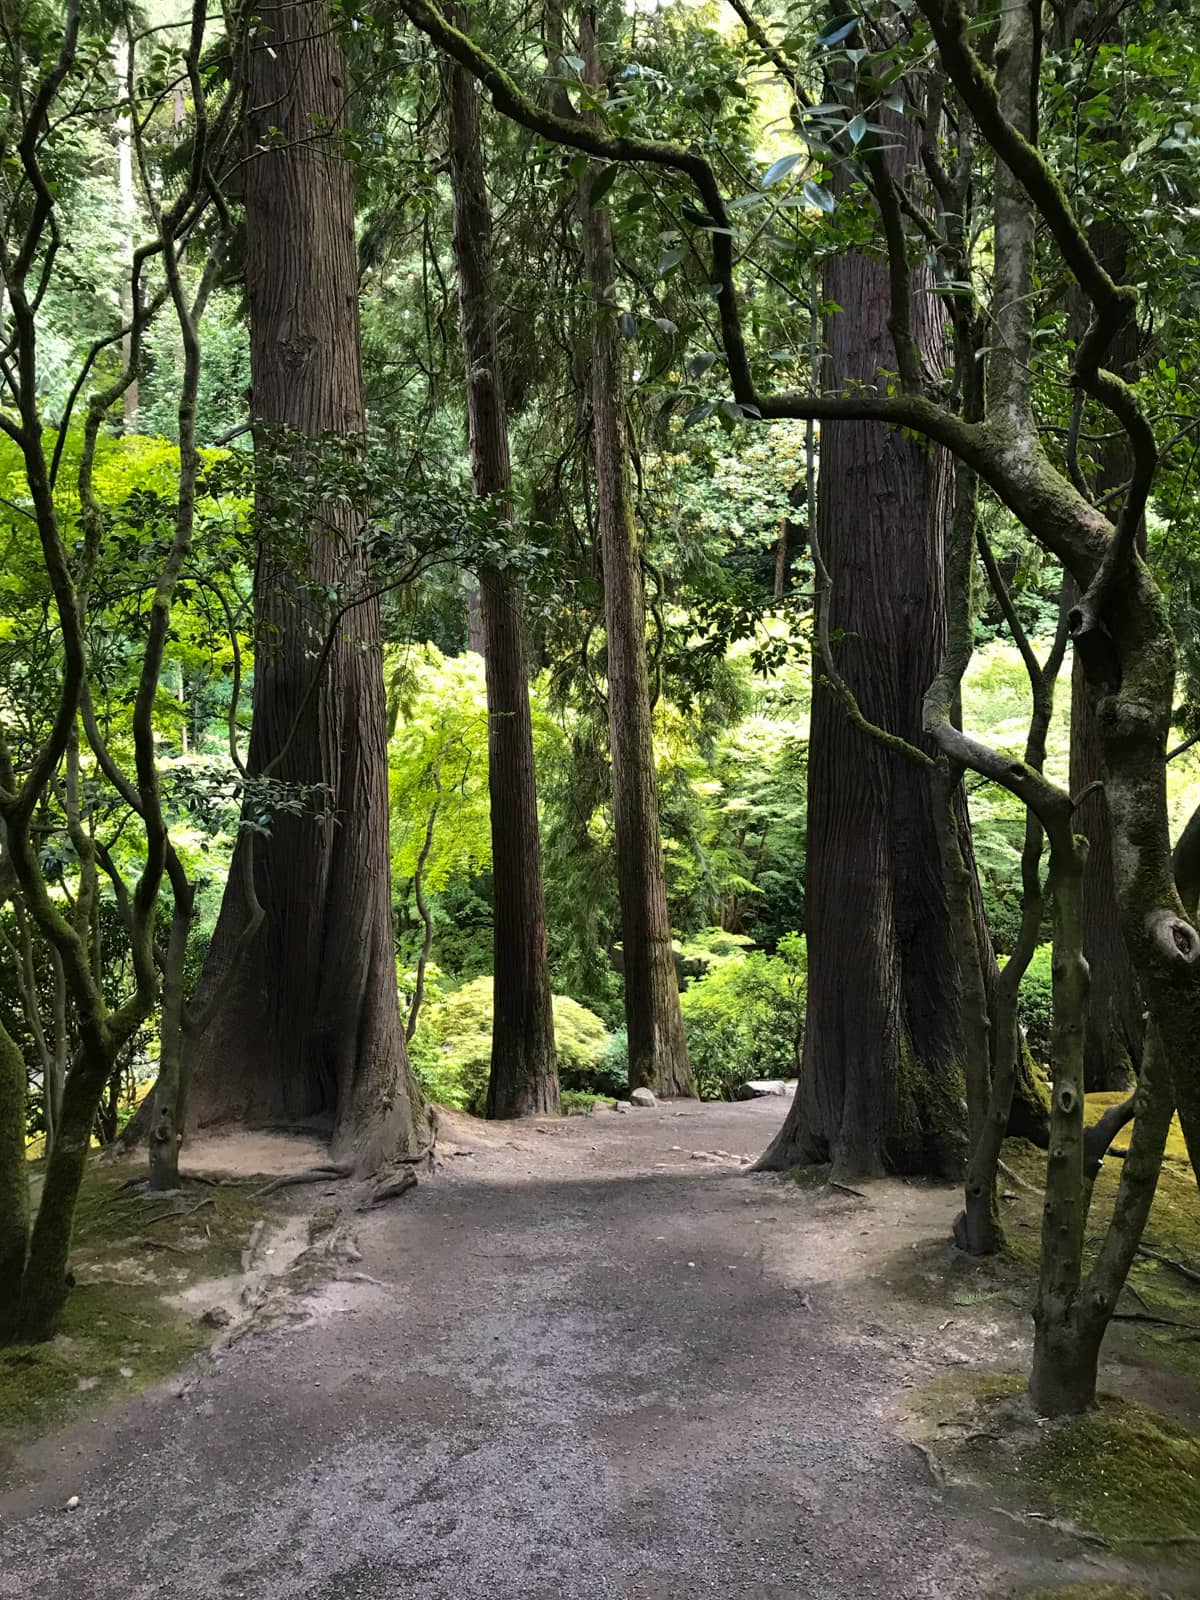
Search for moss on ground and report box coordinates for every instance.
[1020,1399,1200,1543]
[1000,1102,1200,1385]
[1004,1586,1157,1599]
[883,1094,1200,1390]
[0,1157,275,1482]
[906,1371,1200,1547]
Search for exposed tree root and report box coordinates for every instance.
[363,1168,418,1207]
[1137,1243,1200,1287]
[142,1197,215,1227]
[997,1157,1039,1193]
[252,1163,353,1198]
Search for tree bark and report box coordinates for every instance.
[579,12,694,1098]
[185,0,423,1171]
[0,1020,28,1336]
[444,38,559,1117]
[1069,225,1143,1093]
[758,114,963,1178]
[1073,655,1142,1090]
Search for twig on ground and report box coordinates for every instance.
[142,1197,215,1227]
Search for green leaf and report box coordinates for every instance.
[687,352,720,377]
[683,401,717,428]
[847,114,868,146]
[618,311,638,339]
[761,152,803,188]
[589,165,619,206]
[802,180,835,214]
[656,245,687,275]
[652,317,679,336]
[817,16,858,46]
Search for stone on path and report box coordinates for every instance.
[734,1079,796,1100]
[629,1088,657,1108]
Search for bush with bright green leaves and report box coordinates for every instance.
[679,932,806,1101]
[409,975,614,1112]
[1019,944,1055,1066]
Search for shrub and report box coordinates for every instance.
[679,932,806,1101]
[596,1026,630,1098]
[410,976,613,1113]
[1019,944,1054,1065]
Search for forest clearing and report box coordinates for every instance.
[3,0,1200,1593]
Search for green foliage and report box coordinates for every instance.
[1018,946,1055,1066]
[409,976,613,1112]
[679,932,806,1100]
[389,645,492,889]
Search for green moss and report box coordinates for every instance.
[0,1157,273,1482]
[1006,1586,1155,1599]
[787,1162,833,1190]
[908,1375,1200,1547]
[910,1367,1025,1415]
[891,1026,968,1177]
[1017,1398,1200,1544]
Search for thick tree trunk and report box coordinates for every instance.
[580,14,694,1098]
[0,1023,28,1336]
[758,117,964,1179]
[444,34,559,1118]
[1069,224,1142,1093]
[185,0,422,1171]
[17,1046,109,1341]
[147,886,192,1191]
[1073,656,1141,1090]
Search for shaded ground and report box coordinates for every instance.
[0,1100,1195,1599]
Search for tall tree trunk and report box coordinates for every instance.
[1069,222,1143,1093]
[444,30,559,1118]
[114,34,138,434]
[580,12,694,1098]
[0,1021,28,1336]
[758,114,963,1178]
[185,0,423,1171]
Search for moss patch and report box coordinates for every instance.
[906,1372,1200,1546]
[884,1096,1200,1396]
[1001,1103,1200,1386]
[1,1157,276,1482]
[1005,1586,1156,1599]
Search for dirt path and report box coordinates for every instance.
[0,1101,1146,1598]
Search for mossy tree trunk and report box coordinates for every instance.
[0,1020,29,1337]
[146,877,193,1191]
[444,20,559,1119]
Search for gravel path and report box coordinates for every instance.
[0,1100,1093,1598]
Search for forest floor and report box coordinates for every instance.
[1,1098,1199,1600]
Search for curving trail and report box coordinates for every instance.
[0,1101,1112,1598]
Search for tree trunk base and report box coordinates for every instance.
[1029,1320,1102,1417]
[953,1198,1001,1257]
